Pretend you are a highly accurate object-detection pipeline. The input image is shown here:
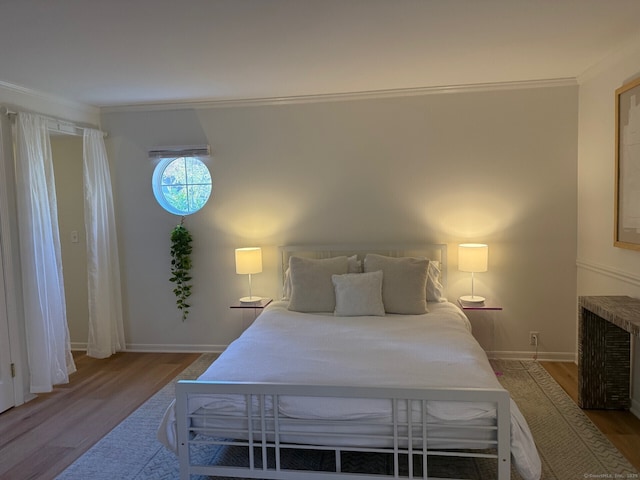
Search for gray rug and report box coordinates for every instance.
[57,357,639,480]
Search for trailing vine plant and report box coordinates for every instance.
[170,217,193,321]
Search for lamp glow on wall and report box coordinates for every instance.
[235,247,262,303]
[458,243,488,303]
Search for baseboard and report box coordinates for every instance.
[487,350,576,362]
[71,342,227,354]
[125,343,227,353]
[632,397,640,420]
[70,343,577,362]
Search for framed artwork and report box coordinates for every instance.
[614,77,640,250]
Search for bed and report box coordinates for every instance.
[158,244,541,480]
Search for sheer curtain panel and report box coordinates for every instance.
[15,112,76,393]
[83,129,125,358]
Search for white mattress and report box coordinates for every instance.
[159,300,541,480]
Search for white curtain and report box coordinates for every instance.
[15,112,76,393]
[83,129,125,358]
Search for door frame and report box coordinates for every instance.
[0,238,15,413]
[0,112,28,407]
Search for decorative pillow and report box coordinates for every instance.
[363,254,429,314]
[427,260,446,302]
[332,271,385,317]
[287,256,349,312]
[283,254,360,300]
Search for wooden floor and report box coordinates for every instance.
[0,351,200,480]
[0,355,639,479]
[540,361,640,471]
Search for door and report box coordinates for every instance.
[0,236,15,413]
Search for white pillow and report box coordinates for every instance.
[332,271,385,317]
[287,256,349,312]
[363,254,429,314]
[427,260,446,302]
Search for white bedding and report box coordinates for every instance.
[159,300,541,480]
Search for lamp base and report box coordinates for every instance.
[239,296,262,304]
[459,295,485,304]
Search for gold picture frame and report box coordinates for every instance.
[614,77,640,250]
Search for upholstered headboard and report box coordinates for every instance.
[279,244,447,295]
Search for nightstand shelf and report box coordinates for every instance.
[457,298,502,354]
[457,298,503,311]
[230,298,273,330]
[230,298,273,309]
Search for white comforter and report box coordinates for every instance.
[159,300,541,480]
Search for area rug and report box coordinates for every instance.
[56,357,638,480]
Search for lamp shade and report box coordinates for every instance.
[235,247,262,275]
[458,244,488,273]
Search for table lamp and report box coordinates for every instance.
[458,243,488,303]
[235,247,262,303]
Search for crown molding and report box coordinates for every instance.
[0,76,577,116]
[100,77,577,114]
[0,80,99,124]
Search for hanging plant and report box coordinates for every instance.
[170,218,193,321]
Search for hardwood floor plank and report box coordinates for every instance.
[540,360,640,471]
[0,351,199,480]
[6,445,73,480]
[1,354,638,478]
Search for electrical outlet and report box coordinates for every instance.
[529,331,539,346]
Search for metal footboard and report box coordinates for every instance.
[176,381,511,480]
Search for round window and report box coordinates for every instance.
[152,156,212,215]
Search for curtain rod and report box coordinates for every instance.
[0,106,107,137]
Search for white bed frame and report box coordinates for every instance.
[175,244,512,480]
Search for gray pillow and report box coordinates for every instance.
[288,256,349,312]
[282,254,360,300]
[332,270,385,317]
[363,254,429,314]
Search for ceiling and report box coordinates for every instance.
[2,0,640,108]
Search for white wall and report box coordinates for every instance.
[577,34,640,417]
[51,136,89,348]
[101,84,578,358]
